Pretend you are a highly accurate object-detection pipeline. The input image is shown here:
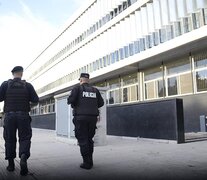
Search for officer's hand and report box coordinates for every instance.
[97,116,100,122]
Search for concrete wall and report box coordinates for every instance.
[28,93,207,139]
[182,93,207,132]
[31,113,56,130]
[107,99,185,143]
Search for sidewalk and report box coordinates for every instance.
[0,127,207,180]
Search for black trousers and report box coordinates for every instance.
[3,112,32,160]
[73,116,97,157]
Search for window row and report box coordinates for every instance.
[34,51,207,115]
[30,99,55,115]
[30,1,207,82]
[29,0,137,80]
[94,52,207,104]
[36,5,207,95]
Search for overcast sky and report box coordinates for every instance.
[0,0,88,83]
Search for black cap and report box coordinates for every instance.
[11,66,23,73]
[79,73,90,80]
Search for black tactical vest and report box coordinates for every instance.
[4,79,30,112]
[73,84,99,116]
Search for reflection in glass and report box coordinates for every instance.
[145,81,155,99]
[168,77,178,96]
[115,50,119,62]
[108,89,120,104]
[174,21,182,37]
[196,70,207,92]
[109,91,115,104]
[192,12,201,29]
[124,45,129,58]
[145,35,153,49]
[129,43,134,56]
[103,56,107,67]
[123,88,128,102]
[118,5,123,14]
[166,59,190,75]
[122,73,138,86]
[119,48,124,60]
[111,52,115,64]
[183,17,191,33]
[153,32,159,46]
[157,80,165,97]
[194,56,207,68]
[166,25,174,40]
[134,40,140,54]
[123,1,128,10]
[159,29,167,43]
[180,73,193,94]
[130,85,138,101]
[108,78,120,89]
[139,38,145,51]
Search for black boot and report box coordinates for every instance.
[20,154,28,176]
[89,154,93,167]
[89,143,94,166]
[7,159,15,171]
[80,156,93,170]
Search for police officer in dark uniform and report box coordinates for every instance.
[67,73,104,170]
[0,66,39,176]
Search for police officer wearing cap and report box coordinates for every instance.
[67,73,104,170]
[0,66,39,176]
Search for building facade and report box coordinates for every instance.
[25,0,207,134]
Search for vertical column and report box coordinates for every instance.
[114,23,120,62]
[160,0,172,41]
[101,32,107,67]
[110,26,116,64]
[141,7,150,48]
[146,3,155,47]
[135,10,145,51]
[186,0,197,14]
[124,17,130,58]
[106,28,112,65]
[168,0,181,37]
[129,13,137,55]
[131,12,139,54]
[96,0,100,29]
[118,20,125,60]
[197,0,207,25]
[188,0,202,29]
[176,0,192,34]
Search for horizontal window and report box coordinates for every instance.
[108,89,120,104]
[166,58,191,75]
[122,73,138,86]
[145,79,164,100]
[108,78,120,89]
[194,53,207,69]
[180,73,193,94]
[168,77,178,96]
[196,69,207,92]
[144,68,162,81]
[122,85,138,103]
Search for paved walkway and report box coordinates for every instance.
[0,127,207,180]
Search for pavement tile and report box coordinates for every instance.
[0,127,207,180]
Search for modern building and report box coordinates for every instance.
[24,0,207,138]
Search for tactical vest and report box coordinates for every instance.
[4,79,30,112]
[73,84,99,116]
